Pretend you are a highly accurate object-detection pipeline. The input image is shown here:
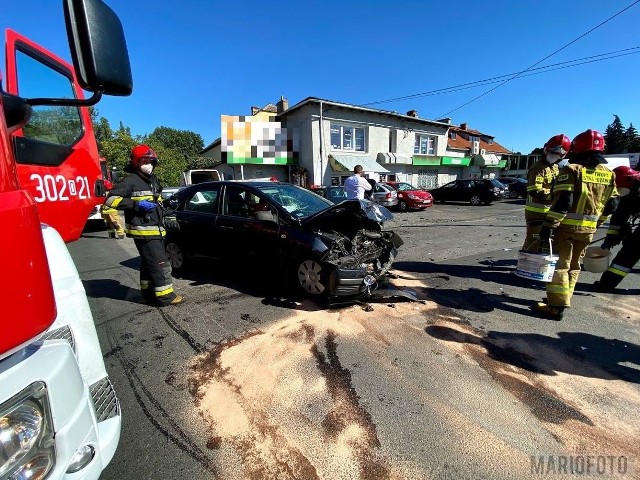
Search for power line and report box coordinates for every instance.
[438,0,640,117]
[362,47,640,106]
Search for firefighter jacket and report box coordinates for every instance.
[543,163,618,234]
[604,180,640,248]
[105,171,165,239]
[525,160,559,214]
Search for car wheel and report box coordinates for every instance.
[398,200,408,212]
[483,200,493,205]
[293,258,327,296]
[508,190,519,199]
[166,241,187,274]
[470,195,482,206]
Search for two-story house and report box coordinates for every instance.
[202,97,513,188]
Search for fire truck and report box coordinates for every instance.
[0,0,132,478]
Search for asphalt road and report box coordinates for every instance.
[72,198,640,480]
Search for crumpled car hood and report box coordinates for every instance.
[300,199,393,229]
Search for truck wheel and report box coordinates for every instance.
[166,241,187,274]
[470,195,482,206]
[292,258,328,296]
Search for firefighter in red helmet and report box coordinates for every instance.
[104,145,184,306]
[522,134,571,252]
[593,165,640,292]
[535,129,618,319]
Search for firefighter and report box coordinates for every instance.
[535,129,619,320]
[593,165,640,292]
[101,201,125,239]
[522,134,571,252]
[105,145,184,306]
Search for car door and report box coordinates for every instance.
[452,180,471,201]
[217,185,281,259]
[174,185,222,258]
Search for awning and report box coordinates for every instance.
[485,160,508,168]
[441,156,472,167]
[473,153,501,166]
[412,156,441,166]
[377,152,413,164]
[329,154,390,173]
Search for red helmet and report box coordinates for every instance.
[543,134,571,156]
[570,129,606,154]
[613,165,640,190]
[130,144,158,168]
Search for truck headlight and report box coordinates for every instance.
[0,382,55,480]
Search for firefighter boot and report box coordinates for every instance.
[593,281,616,293]
[169,295,185,305]
[535,301,565,321]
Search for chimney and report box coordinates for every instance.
[277,96,289,114]
[406,109,418,117]
[460,123,468,130]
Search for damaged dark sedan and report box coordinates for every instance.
[162,181,403,298]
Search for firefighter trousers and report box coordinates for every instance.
[102,211,125,238]
[546,228,593,308]
[599,226,640,289]
[134,238,177,306]
[523,211,554,252]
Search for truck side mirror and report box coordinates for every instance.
[64,0,133,96]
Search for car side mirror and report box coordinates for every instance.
[64,0,133,96]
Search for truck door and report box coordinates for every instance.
[4,30,101,242]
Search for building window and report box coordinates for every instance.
[488,138,494,145]
[330,123,366,151]
[389,129,397,153]
[414,134,436,155]
[450,131,457,140]
[469,135,480,143]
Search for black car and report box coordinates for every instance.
[497,177,527,199]
[162,181,402,298]
[427,179,505,205]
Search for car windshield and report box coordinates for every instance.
[257,183,333,219]
[490,179,505,188]
[395,182,416,191]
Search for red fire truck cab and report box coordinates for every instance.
[0,0,132,478]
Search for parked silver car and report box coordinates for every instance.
[369,182,399,208]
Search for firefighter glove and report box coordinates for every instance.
[137,200,156,212]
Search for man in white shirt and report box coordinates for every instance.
[344,165,372,200]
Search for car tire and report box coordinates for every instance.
[470,195,482,206]
[292,258,328,296]
[166,241,188,275]
[508,190,519,199]
[398,200,408,212]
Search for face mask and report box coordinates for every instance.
[140,164,153,175]
[618,187,631,197]
[546,154,562,164]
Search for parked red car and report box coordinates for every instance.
[384,181,433,211]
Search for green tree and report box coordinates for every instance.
[604,115,627,154]
[626,123,640,152]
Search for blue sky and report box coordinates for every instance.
[3,1,639,154]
